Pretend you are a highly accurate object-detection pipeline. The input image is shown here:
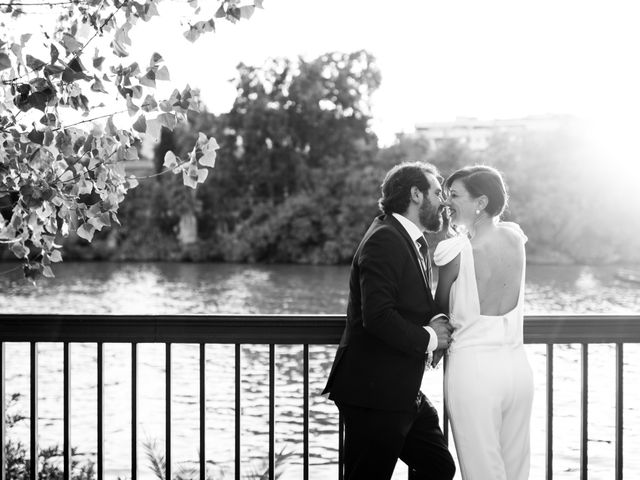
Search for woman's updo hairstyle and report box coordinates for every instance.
[444,165,508,218]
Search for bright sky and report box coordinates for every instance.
[123,0,640,148]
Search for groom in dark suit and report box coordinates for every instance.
[323,162,455,480]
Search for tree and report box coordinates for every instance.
[193,50,382,263]
[0,0,262,280]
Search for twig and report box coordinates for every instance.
[55,109,127,131]
[0,1,77,5]
[73,0,128,58]
[0,264,23,276]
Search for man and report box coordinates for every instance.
[323,162,455,480]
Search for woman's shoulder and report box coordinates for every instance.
[497,221,528,243]
[434,234,469,266]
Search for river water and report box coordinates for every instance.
[0,262,639,480]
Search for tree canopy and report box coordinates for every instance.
[0,0,261,280]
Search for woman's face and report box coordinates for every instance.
[445,179,478,229]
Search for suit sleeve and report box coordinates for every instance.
[358,228,431,358]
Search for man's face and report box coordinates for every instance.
[419,173,445,233]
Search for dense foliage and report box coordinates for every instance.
[0,0,262,280]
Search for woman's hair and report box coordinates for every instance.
[444,165,508,217]
[378,162,439,215]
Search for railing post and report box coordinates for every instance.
[30,342,38,480]
[303,344,309,480]
[63,342,71,480]
[0,342,5,480]
[132,342,138,480]
[199,343,206,480]
[546,343,553,480]
[165,343,171,480]
[97,342,104,480]
[580,343,588,480]
[235,344,241,480]
[615,343,623,480]
[268,344,275,480]
[338,410,344,480]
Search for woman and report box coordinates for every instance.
[434,165,533,480]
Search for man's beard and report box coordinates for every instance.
[419,199,444,233]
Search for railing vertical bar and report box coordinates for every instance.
[63,342,71,480]
[30,342,38,480]
[97,342,104,480]
[269,344,275,480]
[200,343,205,480]
[443,355,449,443]
[235,344,241,480]
[580,343,588,480]
[338,410,344,480]
[166,343,171,480]
[546,343,553,480]
[0,342,5,480]
[615,343,623,480]
[132,343,138,480]
[303,344,309,480]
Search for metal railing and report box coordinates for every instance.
[0,314,639,480]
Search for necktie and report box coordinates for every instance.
[416,235,432,285]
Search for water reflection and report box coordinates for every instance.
[1,262,639,479]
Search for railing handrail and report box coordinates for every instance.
[1,314,639,343]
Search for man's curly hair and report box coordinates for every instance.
[378,162,440,215]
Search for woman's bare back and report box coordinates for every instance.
[471,225,525,316]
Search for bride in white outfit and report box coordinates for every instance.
[434,165,533,480]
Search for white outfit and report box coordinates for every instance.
[434,223,533,480]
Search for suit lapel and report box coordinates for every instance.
[384,215,432,296]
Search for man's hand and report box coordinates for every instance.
[429,315,453,350]
[430,349,445,368]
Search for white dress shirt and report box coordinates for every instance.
[391,213,440,353]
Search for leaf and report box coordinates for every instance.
[111,23,133,57]
[155,65,170,81]
[93,55,105,70]
[132,114,147,133]
[142,94,158,112]
[77,223,95,242]
[126,96,139,116]
[61,33,83,55]
[28,92,48,112]
[39,113,57,126]
[149,52,163,68]
[91,76,108,93]
[240,6,255,19]
[145,118,162,142]
[105,115,118,136]
[88,212,111,231]
[0,53,11,71]
[198,135,219,167]
[164,150,178,169]
[26,55,46,71]
[157,113,176,130]
[42,266,55,278]
[182,168,198,189]
[10,242,29,259]
[49,249,63,262]
[126,176,139,188]
[197,168,209,183]
[50,44,59,64]
[28,129,44,145]
[139,70,155,88]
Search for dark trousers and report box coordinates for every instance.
[337,394,455,480]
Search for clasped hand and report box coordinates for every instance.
[429,315,454,368]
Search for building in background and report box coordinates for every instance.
[414,114,576,151]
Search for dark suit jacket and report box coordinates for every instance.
[322,214,443,412]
